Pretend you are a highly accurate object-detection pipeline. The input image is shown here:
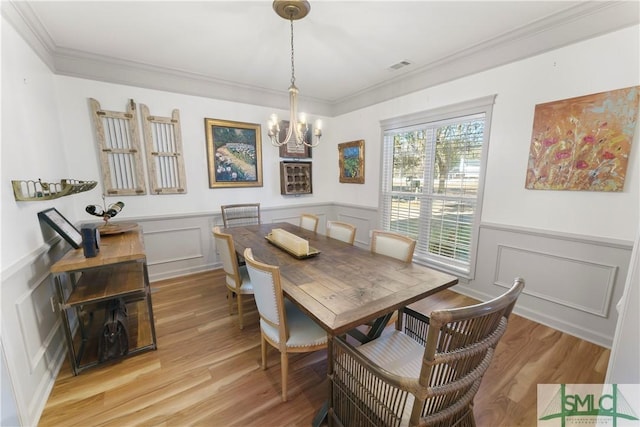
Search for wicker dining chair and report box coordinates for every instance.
[212,227,254,330]
[370,230,416,263]
[221,203,261,228]
[300,213,319,233]
[326,220,356,245]
[329,277,525,427]
[243,248,328,402]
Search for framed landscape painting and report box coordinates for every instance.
[205,118,263,188]
[338,140,365,184]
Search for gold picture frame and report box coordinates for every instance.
[338,140,365,184]
[205,118,263,188]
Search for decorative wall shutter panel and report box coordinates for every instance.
[89,98,147,195]
[140,104,187,194]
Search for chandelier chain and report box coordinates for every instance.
[290,18,296,87]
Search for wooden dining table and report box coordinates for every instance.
[222,222,458,337]
[222,222,459,425]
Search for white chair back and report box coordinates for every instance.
[213,227,255,330]
[213,227,242,290]
[370,230,416,263]
[327,221,356,245]
[244,248,283,330]
[243,247,327,402]
[300,213,319,232]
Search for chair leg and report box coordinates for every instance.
[237,293,244,330]
[227,289,234,315]
[280,351,288,402]
[261,334,267,370]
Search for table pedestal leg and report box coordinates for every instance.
[311,400,329,427]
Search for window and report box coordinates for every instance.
[379,95,495,277]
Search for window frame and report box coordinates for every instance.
[379,95,496,279]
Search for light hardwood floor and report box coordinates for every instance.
[39,270,609,426]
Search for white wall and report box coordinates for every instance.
[1,16,75,269]
[330,25,639,242]
[53,78,333,223]
[0,76,336,269]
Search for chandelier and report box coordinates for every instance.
[268,0,322,148]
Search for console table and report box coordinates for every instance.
[51,226,157,375]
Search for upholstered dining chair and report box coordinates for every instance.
[243,247,328,402]
[221,203,261,228]
[329,277,525,427]
[326,220,356,245]
[370,230,416,263]
[300,213,319,233]
[212,227,254,330]
[366,230,416,330]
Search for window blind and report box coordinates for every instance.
[379,95,495,277]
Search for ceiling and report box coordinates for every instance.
[4,1,639,116]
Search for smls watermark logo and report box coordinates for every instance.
[538,384,639,426]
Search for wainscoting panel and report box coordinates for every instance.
[145,227,204,265]
[1,238,69,427]
[15,271,61,373]
[333,203,379,248]
[459,223,632,348]
[135,214,218,281]
[495,244,616,317]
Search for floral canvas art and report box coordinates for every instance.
[525,86,639,191]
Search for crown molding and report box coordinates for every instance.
[52,46,333,116]
[1,1,56,70]
[4,1,639,117]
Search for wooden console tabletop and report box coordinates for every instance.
[51,226,145,273]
